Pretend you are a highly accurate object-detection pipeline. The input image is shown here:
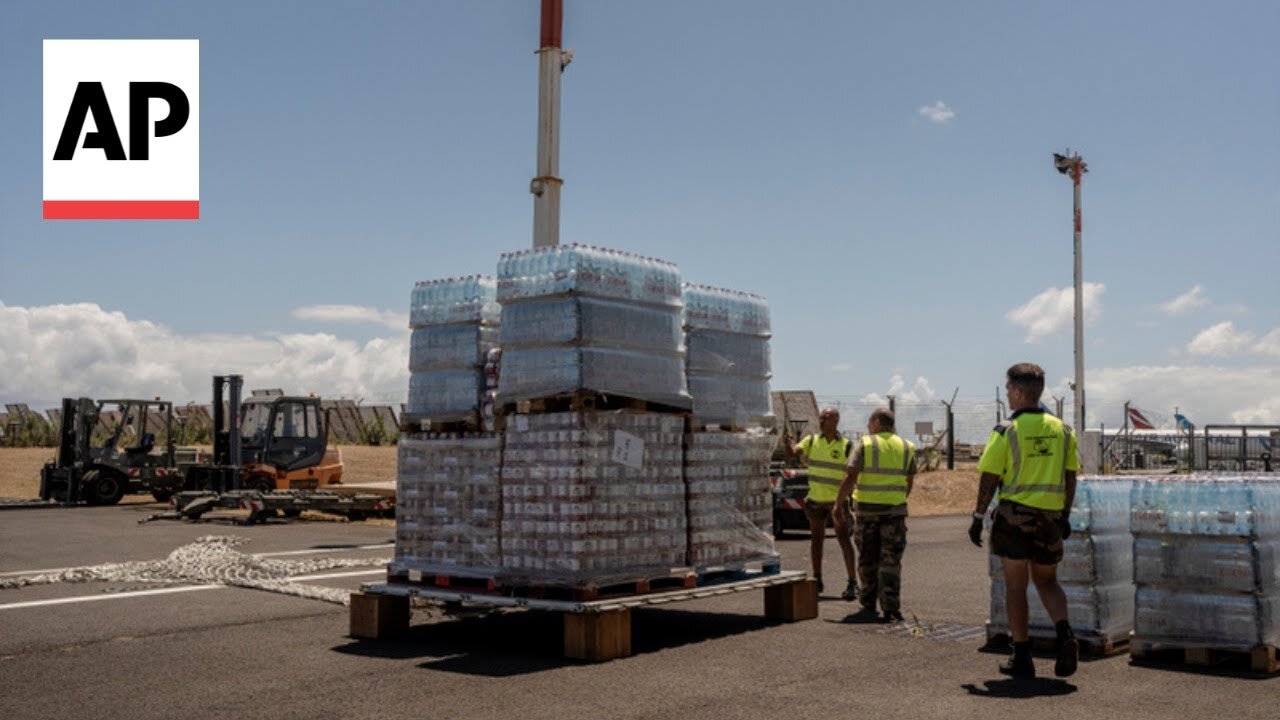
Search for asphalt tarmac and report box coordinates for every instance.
[0,504,1272,720]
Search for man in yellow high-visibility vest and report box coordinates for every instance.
[791,407,858,599]
[969,363,1080,680]
[835,407,915,623]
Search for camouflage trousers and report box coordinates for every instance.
[853,513,907,613]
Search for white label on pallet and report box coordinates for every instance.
[514,415,529,432]
[612,430,645,469]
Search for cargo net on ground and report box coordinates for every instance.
[394,433,502,578]
[988,477,1134,645]
[685,429,779,570]
[0,536,384,606]
[407,275,500,427]
[1130,473,1280,649]
[682,284,773,428]
[495,245,691,409]
[501,410,689,588]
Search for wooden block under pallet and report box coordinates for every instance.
[1130,637,1280,675]
[764,579,818,622]
[564,609,632,661]
[349,591,410,640]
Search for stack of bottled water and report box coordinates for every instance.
[989,477,1134,644]
[393,433,502,577]
[1131,473,1280,649]
[406,276,500,420]
[495,245,691,408]
[499,411,689,585]
[682,284,773,427]
[684,429,778,568]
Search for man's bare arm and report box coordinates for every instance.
[974,472,1001,515]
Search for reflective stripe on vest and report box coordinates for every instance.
[853,433,913,506]
[802,434,850,503]
[998,415,1071,511]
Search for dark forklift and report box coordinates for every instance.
[40,397,185,505]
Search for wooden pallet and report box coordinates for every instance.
[511,570,698,602]
[499,390,691,418]
[387,567,698,603]
[386,569,500,593]
[397,412,485,434]
[984,625,1128,658]
[350,573,817,661]
[1129,637,1280,675]
[695,558,782,586]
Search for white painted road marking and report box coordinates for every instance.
[0,543,393,578]
[0,568,386,611]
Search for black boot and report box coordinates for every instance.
[1054,620,1078,677]
[999,641,1035,679]
[846,604,881,623]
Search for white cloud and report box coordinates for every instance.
[1158,284,1209,315]
[1087,365,1280,426]
[0,303,409,409]
[1187,321,1255,356]
[917,100,955,124]
[860,374,936,405]
[292,304,407,330]
[829,363,853,372]
[1253,329,1280,359]
[1006,283,1105,343]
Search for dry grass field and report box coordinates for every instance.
[0,446,977,515]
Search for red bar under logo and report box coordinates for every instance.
[43,200,199,220]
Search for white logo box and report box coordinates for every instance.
[43,39,199,220]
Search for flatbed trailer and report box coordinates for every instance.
[350,569,816,661]
[148,489,394,524]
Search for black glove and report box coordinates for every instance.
[1060,516,1072,540]
[968,516,984,547]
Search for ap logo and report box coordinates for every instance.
[43,39,199,220]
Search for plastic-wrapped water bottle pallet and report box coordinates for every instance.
[983,624,1128,658]
[501,390,692,418]
[1129,637,1280,675]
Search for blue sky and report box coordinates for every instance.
[2,1,1277,441]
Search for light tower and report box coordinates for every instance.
[531,0,570,248]
[1054,149,1088,433]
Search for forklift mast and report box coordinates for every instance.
[211,375,243,469]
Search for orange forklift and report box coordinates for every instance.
[182,375,343,493]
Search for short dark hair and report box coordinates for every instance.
[1007,363,1046,403]
[869,407,895,431]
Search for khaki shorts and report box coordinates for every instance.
[990,500,1065,565]
[804,498,851,525]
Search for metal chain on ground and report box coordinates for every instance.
[0,535,389,606]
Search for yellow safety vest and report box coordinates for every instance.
[799,434,851,503]
[853,432,914,506]
[984,411,1077,511]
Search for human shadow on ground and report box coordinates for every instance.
[332,606,777,677]
[962,678,1078,698]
